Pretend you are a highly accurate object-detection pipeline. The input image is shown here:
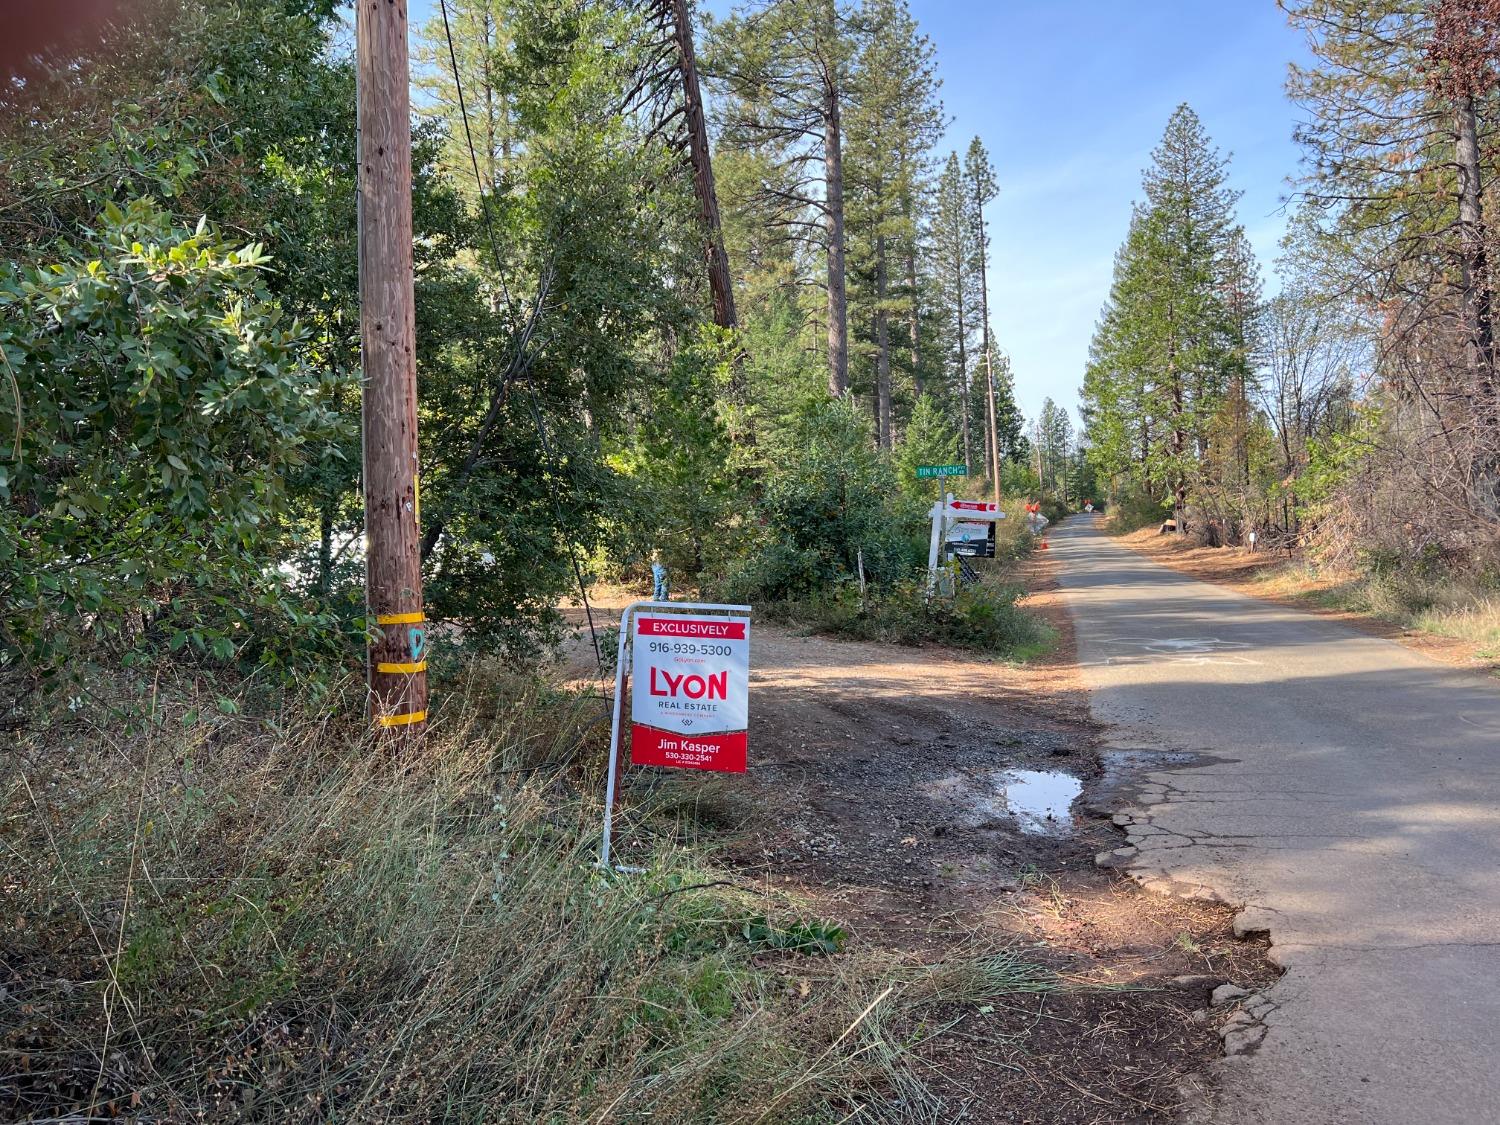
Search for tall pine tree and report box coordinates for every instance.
[1080,105,1252,524]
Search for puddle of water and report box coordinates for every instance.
[924,769,1082,836]
[996,770,1083,835]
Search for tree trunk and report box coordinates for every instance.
[824,76,849,396]
[670,0,737,331]
[1167,302,1185,532]
[956,319,970,471]
[905,238,922,398]
[1456,94,1494,377]
[876,230,892,447]
[1172,381,1187,532]
[482,10,496,188]
[317,502,334,596]
[1456,92,1498,509]
[976,200,998,494]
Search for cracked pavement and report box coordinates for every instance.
[1053,515,1500,1124]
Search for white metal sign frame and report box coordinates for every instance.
[599,599,752,869]
[925,493,1006,596]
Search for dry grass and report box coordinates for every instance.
[1116,527,1500,665]
[2,663,1066,1123]
[1412,595,1500,654]
[1230,559,1500,659]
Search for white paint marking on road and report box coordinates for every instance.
[1084,634,1263,667]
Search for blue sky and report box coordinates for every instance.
[909,0,1314,424]
[407,1,1312,424]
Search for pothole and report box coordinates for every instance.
[1093,746,1201,803]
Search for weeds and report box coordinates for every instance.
[755,575,1053,659]
[2,665,1067,1122]
[1253,562,1500,659]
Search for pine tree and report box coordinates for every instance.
[1037,398,1074,498]
[1078,106,1252,524]
[1140,104,1242,520]
[895,393,960,498]
[930,151,980,469]
[414,0,516,198]
[632,0,740,330]
[964,138,1001,481]
[843,0,941,447]
[707,0,858,397]
[990,350,1025,459]
[1286,0,1500,527]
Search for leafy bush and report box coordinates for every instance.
[718,399,923,601]
[894,393,960,501]
[0,201,349,684]
[603,328,746,584]
[1107,487,1169,532]
[758,577,1052,658]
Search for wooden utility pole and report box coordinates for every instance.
[984,348,1001,510]
[358,0,428,731]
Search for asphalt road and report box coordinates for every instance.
[1052,514,1500,1125]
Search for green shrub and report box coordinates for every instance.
[0,200,349,684]
[758,578,1052,658]
[603,328,746,585]
[1108,488,1169,532]
[718,398,923,602]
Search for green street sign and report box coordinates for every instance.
[915,464,968,479]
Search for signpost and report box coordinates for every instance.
[949,500,1002,515]
[925,494,1005,595]
[1025,501,1048,535]
[914,467,1004,593]
[600,600,752,868]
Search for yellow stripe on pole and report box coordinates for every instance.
[376,611,425,625]
[376,660,427,674]
[376,710,428,728]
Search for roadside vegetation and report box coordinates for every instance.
[1126,529,1500,665]
[0,1,1080,1120]
[6,670,1078,1121]
[1270,566,1500,659]
[1078,3,1500,627]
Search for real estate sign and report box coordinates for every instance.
[630,614,750,772]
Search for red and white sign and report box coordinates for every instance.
[945,500,1005,524]
[630,614,750,772]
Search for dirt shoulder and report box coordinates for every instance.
[694,555,1275,1122]
[1112,525,1499,674]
